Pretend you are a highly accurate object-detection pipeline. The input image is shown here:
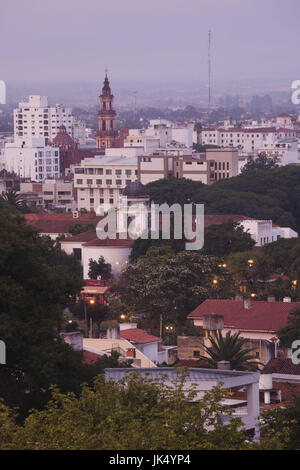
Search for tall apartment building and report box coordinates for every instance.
[2,138,60,182]
[74,156,138,211]
[14,95,73,144]
[206,148,239,181]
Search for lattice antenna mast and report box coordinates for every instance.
[208,28,211,107]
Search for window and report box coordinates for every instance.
[106,179,112,185]
[75,168,84,174]
[109,198,114,204]
[96,179,102,185]
[193,351,200,358]
[73,248,82,261]
[90,198,94,204]
[116,179,122,185]
[106,169,112,175]
[115,169,122,175]
[76,179,83,184]
[87,179,93,185]
[99,198,104,204]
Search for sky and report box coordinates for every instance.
[0,0,300,85]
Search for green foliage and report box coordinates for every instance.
[0,371,251,450]
[88,256,112,280]
[147,166,300,231]
[200,330,261,371]
[0,211,92,417]
[202,221,255,256]
[110,249,235,333]
[242,152,278,172]
[68,222,94,236]
[276,308,300,348]
[260,394,300,449]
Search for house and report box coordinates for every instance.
[186,298,300,365]
[60,229,133,278]
[104,366,260,439]
[24,212,102,240]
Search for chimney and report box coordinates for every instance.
[217,360,231,370]
[126,348,136,358]
[107,326,120,339]
[244,298,252,309]
[235,294,243,301]
[267,296,276,302]
[283,297,291,303]
[203,314,224,336]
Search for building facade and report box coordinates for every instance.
[96,74,118,149]
[74,156,138,211]
[14,95,73,144]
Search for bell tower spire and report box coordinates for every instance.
[96,71,118,149]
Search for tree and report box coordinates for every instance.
[0,371,252,450]
[199,330,261,371]
[68,222,94,236]
[260,394,300,449]
[202,221,255,256]
[276,308,300,348]
[242,153,278,172]
[0,211,92,417]
[111,249,235,333]
[226,251,274,295]
[88,256,112,280]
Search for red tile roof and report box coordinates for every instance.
[120,328,161,344]
[82,350,103,364]
[262,358,300,376]
[83,234,134,248]
[188,299,300,332]
[24,213,103,234]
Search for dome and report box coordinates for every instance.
[53,125,74,146]
[122,181,149,198]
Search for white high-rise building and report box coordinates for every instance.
[2,138,60,182]
[14,95,73,144]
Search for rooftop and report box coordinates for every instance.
[188,299,300,332]
[120,328,161,344]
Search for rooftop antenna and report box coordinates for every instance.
[208,28,211,107]
[133,90,138,117]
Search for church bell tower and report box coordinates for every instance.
[96,72,118,149]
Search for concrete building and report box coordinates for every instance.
[206,148,239,180]
[20,179,75,209]
[74,156,138,211]
[201,127,296,155]
[14,95,73,144]
[2,138,60,181]
[138,153,214,185]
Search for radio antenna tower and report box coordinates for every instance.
[208,28,211,107]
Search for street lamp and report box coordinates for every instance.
[212,278,218,286]
[248,259,254,266]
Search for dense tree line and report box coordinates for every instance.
[147,166,300,231]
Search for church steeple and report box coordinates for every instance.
[96,71,118,149]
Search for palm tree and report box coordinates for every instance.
[200,330,261,371]
[0,189,24,209]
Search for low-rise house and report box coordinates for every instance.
[186,298,300,365]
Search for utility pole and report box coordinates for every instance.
[160,314,163,339]
[208,28,211,107]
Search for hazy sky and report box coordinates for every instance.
[1,0,300,84]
